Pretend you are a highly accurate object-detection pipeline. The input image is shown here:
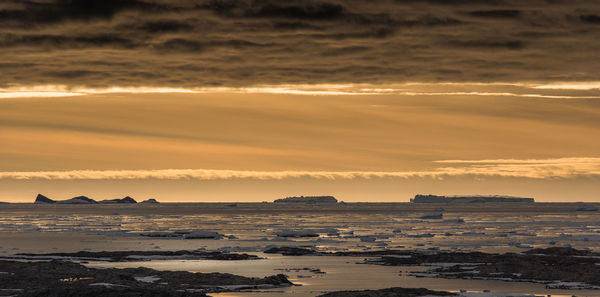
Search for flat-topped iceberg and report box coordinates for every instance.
[411,194,534,203]
[274,196,338,203]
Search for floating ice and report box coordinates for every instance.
[134,275,160,283]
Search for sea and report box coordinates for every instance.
[1,202,599,297]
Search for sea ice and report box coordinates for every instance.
[134,275,161,283]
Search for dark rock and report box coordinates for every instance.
[19,286,207,297]
[10,250,259,261]
[0,259,292,295]
[264,247,316,256]
[364,247,600,288]
[34,194,55,204]
[317,287,455,297]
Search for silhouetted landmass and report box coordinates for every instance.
[56,196,98,204]
[0,259,292,296]
[33,194,161,204]
[34,194,55,204]
[317,287,455,297]
[274,195,338,203]
[99,196,137,204]
[411,194,534,203]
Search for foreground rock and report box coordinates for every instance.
[363,247,600,290]
[317,287,455,297]
[138,230,224,239]
[4,250,259,262]
[0,259,292,297]
[264,246,600,290]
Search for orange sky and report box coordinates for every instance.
[1,85,599,202]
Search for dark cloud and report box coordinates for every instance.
[580,14,600,24]
[448,39,526,49]
[129,20,195,33]
[0,0,598,87]
[0,0,171,25]
[468,10,521,18]
[0,33,137,48]
[246,2,345,20]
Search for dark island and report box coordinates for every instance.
[411,194,534,203]
[33,194,159,205]
[274,195,338,203]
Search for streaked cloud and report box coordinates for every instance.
[2,83,600,99]
[1,158,598,181]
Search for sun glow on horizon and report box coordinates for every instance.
[1,82,600,99]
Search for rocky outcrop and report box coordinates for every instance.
[363,247,600,289]
[411,194,534,203]
[8,250,260,262]
[99,196,137,204]
[419,212,443,219]
[274,196,338,203]
[264,247,316,256]
[34,194,55,204]
[317,287,455,297]
[0,259,292,296]
[140,198,159,204]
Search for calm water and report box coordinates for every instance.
[1,202,600,296]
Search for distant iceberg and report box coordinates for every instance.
[411,194,534,203]
[274,196,338,203]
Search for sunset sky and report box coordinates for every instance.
[1,0,599,202]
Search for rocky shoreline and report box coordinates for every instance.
[265,246,600,290]
[316,287,455,297]
[3,250,260,262]
[0,259,292,297]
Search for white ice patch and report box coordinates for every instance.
[134,275,160,283]
[89,283,129,288]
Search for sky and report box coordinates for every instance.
[1,0,599,202]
